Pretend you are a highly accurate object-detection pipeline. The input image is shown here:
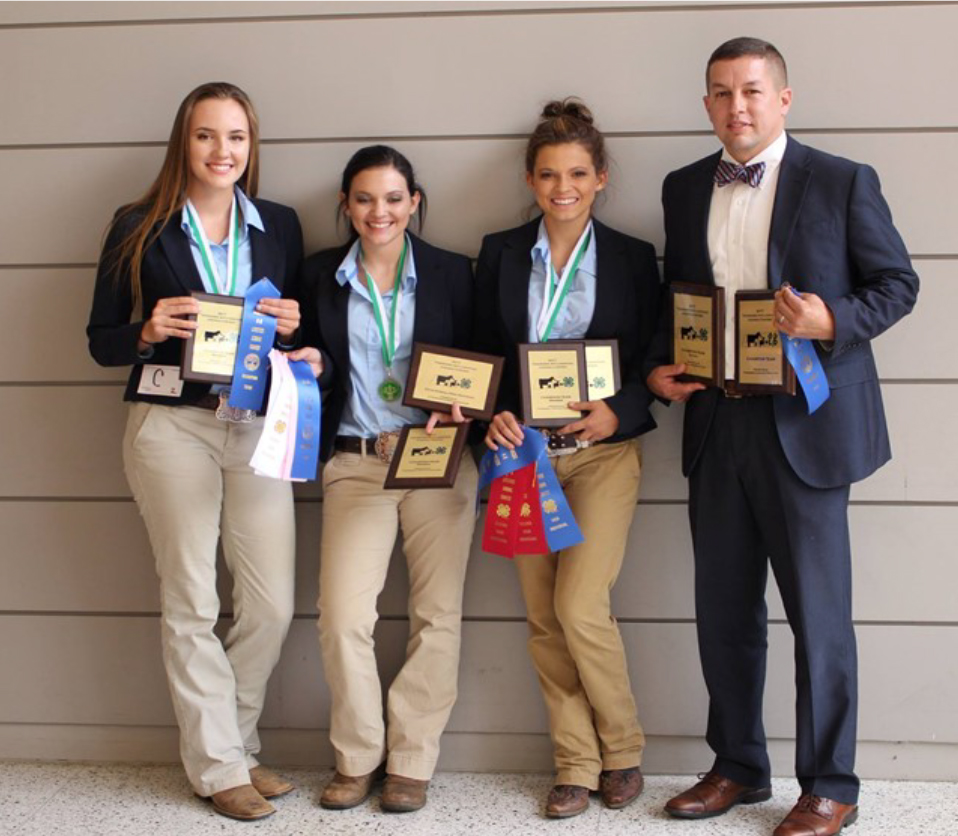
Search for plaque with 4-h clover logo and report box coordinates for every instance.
[383,423,469,490]
[554,339,621,402]
[518,342,588,428]
[403,343,504,421]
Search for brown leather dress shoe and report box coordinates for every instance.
[665,770,772,819]
[209,784,275,821]
[381,774,429,813]
[320,766,384,810]
[545,784,590,819]
[773,794,859,835]
[249,765,295,799]
[600,767,644,809]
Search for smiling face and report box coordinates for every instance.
[704,56,792,163]
[342,165,421,250]
[527,142,607,229]
[186,97,251,198]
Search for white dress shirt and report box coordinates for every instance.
[708,130,788,378]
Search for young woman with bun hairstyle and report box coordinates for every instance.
[87,82,303,821]
[474,99,660,819]
[291,145,476,814]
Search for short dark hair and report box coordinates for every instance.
[337,144,427,241]
[706,37,788,89]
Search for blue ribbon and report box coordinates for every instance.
[288,359,321,481]
[228,278,280,410]
[478,430,584,552]
[780,287,830,414]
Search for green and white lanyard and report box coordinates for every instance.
[536,222,592,343]
[185,196,241,296]
[358,237,409,402]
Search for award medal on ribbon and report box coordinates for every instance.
[359,238,408,402]
[536,223,592,343]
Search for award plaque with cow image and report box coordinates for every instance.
[518,342,588,428]
[670,282,725,388]
[181,292,245,384]
[403,343,504,422]
[734,290,797,395]
[383,423,470,489]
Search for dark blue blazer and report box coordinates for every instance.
[297,234,474,462]
[87,198,304,405]
[660,136,919,488]
[474,218,661,443]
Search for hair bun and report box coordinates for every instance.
[541,98,594,125]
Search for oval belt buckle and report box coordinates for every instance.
[374,431,399,464]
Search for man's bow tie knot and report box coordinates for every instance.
[714,159,766,188]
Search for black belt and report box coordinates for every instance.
[334,436,378,455]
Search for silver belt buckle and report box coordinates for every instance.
[215,390,256,424]
[374,431,400,464]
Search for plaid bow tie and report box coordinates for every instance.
[714,159,766,188]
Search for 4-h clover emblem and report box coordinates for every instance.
[562,376,574,388]
[591,376,606,389]
[496,503,511,519]
[460,378,472,389]
[435,446,447,455]
[542,499,558,514]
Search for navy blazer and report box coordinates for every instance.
[298,234,474,461]
[660,136,919,488]
[87,198,304,405]
[474,218,661,442]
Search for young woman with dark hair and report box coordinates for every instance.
[291,145,476,814]
[474,99,661,819]
[87,82,303,822]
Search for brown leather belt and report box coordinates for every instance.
[192,394,221,411]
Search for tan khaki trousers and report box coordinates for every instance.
[123,403,295,796]
[318,449,478,781]
[515,439,645,789]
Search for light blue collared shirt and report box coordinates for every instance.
[180,187,263,297]
[526,219,597,343]
[336,237,428,437]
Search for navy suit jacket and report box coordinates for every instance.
[297,234,474,461]
[474,218,661,442]
[660,136,918,488]
[87,198,304,405]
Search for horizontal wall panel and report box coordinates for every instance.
[2,5,956,144]
[2,617,955,744]
[2,133,953,268]
[5,503,954,625]
[1,255,945,386]
[0,268,124,383]
[0,382,955,502]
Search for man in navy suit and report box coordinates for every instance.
[647,37,918,836]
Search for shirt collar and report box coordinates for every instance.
[335,235,418,291]
[531,218,597,277]
[180,187,264,239]
[720,130,788,187]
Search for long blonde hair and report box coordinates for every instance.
[106,82,261,306]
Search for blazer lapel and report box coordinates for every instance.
[157,219,205,295]
[249,224,282,291]
[500,223,537,345]
[768,136,812,287]
[410,235,446,345]
[691,154,719,286]
[586,220,624,337]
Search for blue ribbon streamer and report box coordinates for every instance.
[780,287,830,414]
[228,277,280,410]
[478,430,584,552]
[288,359,321,481]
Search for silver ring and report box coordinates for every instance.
[779,315,786,324]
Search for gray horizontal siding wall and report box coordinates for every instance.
[1,0,955,779]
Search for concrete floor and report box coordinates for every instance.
[2,762,956,835]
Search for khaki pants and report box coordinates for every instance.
[515,439,645,789]
[318,449,478,781]
[123,403,295,796]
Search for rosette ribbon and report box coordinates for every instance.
[228,277,281,411]
[477,429,584,558]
